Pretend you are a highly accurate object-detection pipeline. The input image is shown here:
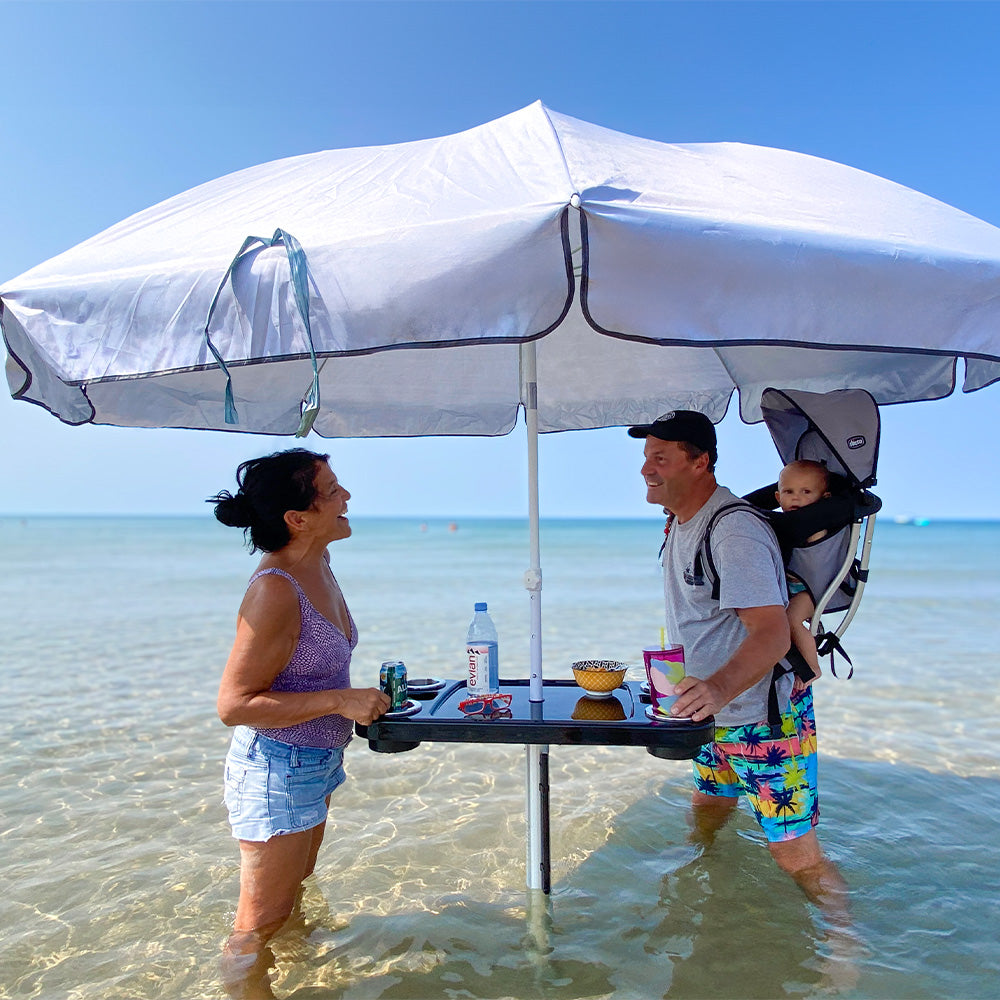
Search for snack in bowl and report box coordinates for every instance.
[571,659,628,696]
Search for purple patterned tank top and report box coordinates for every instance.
[251,568,357,749]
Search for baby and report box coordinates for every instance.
[776,459,831,684]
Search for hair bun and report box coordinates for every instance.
[211,490,254,528]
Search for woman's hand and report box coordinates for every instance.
[334,687,391,724]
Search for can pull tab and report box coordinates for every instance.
[523,568,542,592]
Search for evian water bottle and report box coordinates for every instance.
[466,602,499,694]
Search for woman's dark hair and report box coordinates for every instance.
[208,448,330,553]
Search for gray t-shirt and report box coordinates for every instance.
[661,485,791,727]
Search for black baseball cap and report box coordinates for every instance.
[628,410,717,463]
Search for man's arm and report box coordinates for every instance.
[669,605,790,721]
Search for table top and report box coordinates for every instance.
[356,679,714,759]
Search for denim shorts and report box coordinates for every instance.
[223,726,347,842]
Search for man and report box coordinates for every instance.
[629,410,846,912]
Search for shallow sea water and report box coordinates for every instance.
[2,516,999,999]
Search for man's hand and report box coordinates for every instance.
[671,674,727,721]
[669,604,790,721]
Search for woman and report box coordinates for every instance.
[210,448,390,972]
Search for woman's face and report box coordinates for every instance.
[309,462,352,541]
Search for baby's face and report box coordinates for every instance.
[777,469,828,511]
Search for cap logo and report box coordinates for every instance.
[846,434,866,450]
[659,411,676,422]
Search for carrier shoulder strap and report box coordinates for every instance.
[695,500,813,729]
[697,501,777,601]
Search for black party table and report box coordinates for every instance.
[357,678,714,892]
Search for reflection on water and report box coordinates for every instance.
[3,518,1000,998]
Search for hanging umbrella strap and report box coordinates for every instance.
[202,228,321,435]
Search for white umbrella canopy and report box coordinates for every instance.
[5,100,1000,434]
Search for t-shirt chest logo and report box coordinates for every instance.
[683,561,705,586]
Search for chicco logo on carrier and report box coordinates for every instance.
[846,435,866,450]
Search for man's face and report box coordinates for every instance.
[640,437,704,511]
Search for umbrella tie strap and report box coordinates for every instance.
[202,228,321,435]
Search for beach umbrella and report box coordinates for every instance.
[6,102,1000,891]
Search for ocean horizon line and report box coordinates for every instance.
[3,512,1000,525]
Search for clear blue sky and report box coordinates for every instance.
[3,0,1000,519]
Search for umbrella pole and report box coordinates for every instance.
[521,342,550,893]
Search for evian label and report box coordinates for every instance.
[468,644,489,691]
[467,641,498,694]
[847,434,866,450]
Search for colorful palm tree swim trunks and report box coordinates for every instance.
[691,683,819,842]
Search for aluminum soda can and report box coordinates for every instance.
[380,660,408,711]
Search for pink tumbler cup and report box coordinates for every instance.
[643,645,685,715]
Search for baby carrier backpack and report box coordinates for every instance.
[683,387,882,725]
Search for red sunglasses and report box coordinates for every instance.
[458,692,513,715]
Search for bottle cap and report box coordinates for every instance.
[474,602,487,612]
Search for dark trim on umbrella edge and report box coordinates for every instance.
[1,302,97,424]
[28,207,578,391]
[576,211,1000,364]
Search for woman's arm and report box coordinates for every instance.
[217,575,388,728]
